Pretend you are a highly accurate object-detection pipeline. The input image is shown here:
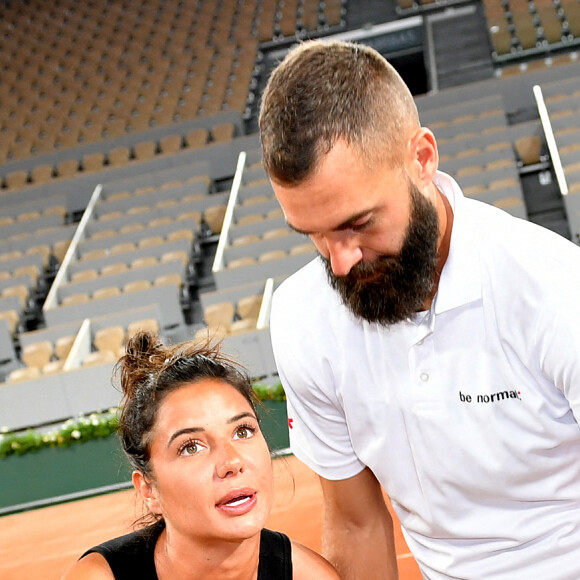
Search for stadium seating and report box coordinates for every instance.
[3,0,580,517]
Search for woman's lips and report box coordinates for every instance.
[216,489,258,515]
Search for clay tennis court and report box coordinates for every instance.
[0,454,421,579]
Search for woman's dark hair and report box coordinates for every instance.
[116,331,258,480]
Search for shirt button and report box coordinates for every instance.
[420,372,429,382]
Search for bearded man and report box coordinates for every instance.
[259,40,580,579]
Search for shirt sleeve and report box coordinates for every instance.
[535,293,580,425]
[270,285,365,481]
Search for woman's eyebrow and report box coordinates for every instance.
[166,412,257,447]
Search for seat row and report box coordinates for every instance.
[6,317,160,383]
[0,123,235,191]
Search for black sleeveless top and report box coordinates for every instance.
[83,521,292,579]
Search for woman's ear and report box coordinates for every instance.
[133,470,162,515]
[407,127,439,188]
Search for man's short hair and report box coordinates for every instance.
[259,40,420,185]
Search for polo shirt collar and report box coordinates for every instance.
[432,171,482,315]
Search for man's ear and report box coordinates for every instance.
[407,127,439,188]
[133,470,162,515]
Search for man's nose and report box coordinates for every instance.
[325,234,363,277]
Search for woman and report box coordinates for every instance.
[61,332,339,579]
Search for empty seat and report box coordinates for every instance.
[159,134,182,154]
[81,248,108,261]
[262,228,291,240]
[455,165,484,178]
[160,180,183,191]
[119,223,145,234]
[228,256,256,269]
[138,235,165,249]
[13,264,40,284]
[149,217,174,228]
[53,239,72,263]
[71,269,99,284]
[43,360,64,375]
[134,140,157,161]
[134,186,156,196]
[99,210,124,222]
[93,286,122,300]
[243,195,270,206]
[0,250,22,262]
[290,242,317,255]
[90,229,117,240]
[489,177,520,191]
[25,244,51,268]
[17,211,41,223]
[8,366,41,382]
[185,128,209,149]
[83,349,117,367]
[123,279,152,293]
[61,293,90,306]
[131,256,159,269]
[229,318,257,335]
[55,334,76,360]
[493,196,523,210]
[515,135,542,165]
[2,284,29,309]
[211,123,235,143]
[176,211,202,227]
[21,341,54,370]
[161,250,189,266]
[259,249,287,262]
[107,191,132,202]
[94,326,125,353]
[266,207,285,219]
[486,159,515,171]
[232,234,261,247]
[126,318,160,340]
[166,229,195,244]
[155,199,179,209]
[108,146,131,167]
[204,301,235,332]
[101,262,129,276]
[111,242,137,255]
[236,214,264,227]
[237,294,262,320]
[82,152,105,172]
[126,206,150,216]
[154,272,183,288]
[31,164,54,184]
[0,308,19,336]
[5,170,28,189]
[204,205,227,234]
[57,158,79,178]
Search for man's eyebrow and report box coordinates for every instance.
[286,210,372,236]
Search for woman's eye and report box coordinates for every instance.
[234,425,255,440]
[180,441,200,456]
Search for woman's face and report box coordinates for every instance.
[138,379,274,543]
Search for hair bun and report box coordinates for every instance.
[117,331,165,399]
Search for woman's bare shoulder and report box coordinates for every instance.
[291,540,341,579]
[60,552,115,580]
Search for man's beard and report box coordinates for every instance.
[323,182,440,325]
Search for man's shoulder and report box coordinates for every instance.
[463,196,579,262]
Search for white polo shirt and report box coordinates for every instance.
[270,172,580,579]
